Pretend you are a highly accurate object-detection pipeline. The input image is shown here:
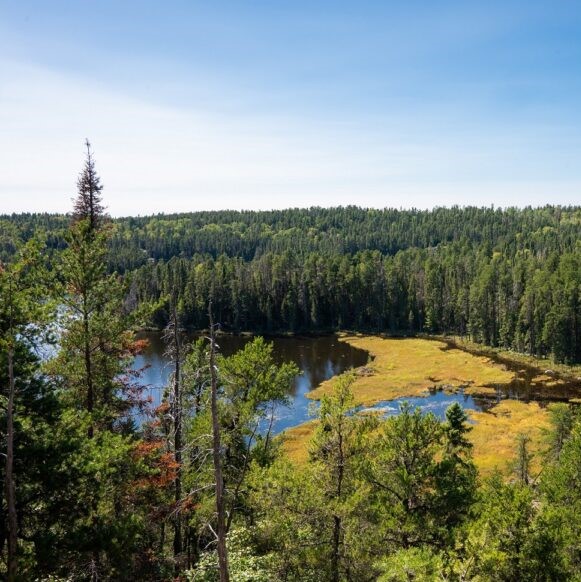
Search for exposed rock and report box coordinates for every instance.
[355,366,375,377]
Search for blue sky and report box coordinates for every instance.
[1,1,580,215]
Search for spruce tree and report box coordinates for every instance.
[48,142,148,578]
[0,240,50,580]
[73,139,105,232]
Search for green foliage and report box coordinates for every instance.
[513,433,533,485]
[434,403,478,530]
[248,458,335,581]
[309,373,374,580]
[377,547,443,581]
[444,401,473,453]
[219,336,298,422]
[538,423,581,578]
[360,404,447,550]
[42,412,148,579]
[5,206,581,362]
[544,403,575,460]
[49,219,140,426]
[451,475,558,581]
[0,237,62,578]
[0,236,54,345]
[180,337,299,574]
[186,528,274,582]
[251,395,478,581]
[449,413,581,581]
[5,203,581,578]
[29,158,154,577]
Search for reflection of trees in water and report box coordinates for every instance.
[442,338,581,405]
[136,331,581,417]
[133,332,369,407]
[490,372,581,406]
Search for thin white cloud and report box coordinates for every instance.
[0,59,579,215]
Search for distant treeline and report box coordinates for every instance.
[2,206,581,362]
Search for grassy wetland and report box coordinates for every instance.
[6,0,581,575]
[284,334,579,474]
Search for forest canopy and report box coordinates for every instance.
[2,147,581,580]
[2,205,581,362]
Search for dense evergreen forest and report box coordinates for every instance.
[3,147,581,580]
[3,204,581,362]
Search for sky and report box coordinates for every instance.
[1,1,581,216]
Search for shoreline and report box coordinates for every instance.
[136,326,581,380]
[281,333,578,474]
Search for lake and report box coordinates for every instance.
[133,332,579,434]
[134,332,370,432]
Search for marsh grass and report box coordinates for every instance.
[281,420,317,464]
[441,335,581,381]
[469,400,550,476]
[308,335,513,406]
[282,400,550,475]
[286,335,560,475]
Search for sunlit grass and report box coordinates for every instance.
[469,400,550,477]
[443,335,581,380]
[308,335,513,406]
[285,335,557,477]
[282,400,550,477]
[281,420,316,464]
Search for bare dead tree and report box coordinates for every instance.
[163,300,184,568]
[208,302,230,582]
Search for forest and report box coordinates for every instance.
[2,148,581,581]
[3,203,581,364]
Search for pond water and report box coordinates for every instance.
[440,339,581,404]
[133,332,370,432]
[360,389,485,421]
[133,333,581,434]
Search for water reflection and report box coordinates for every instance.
[133,332,369,431]
[133,333,581,434]
[439,339,581,404]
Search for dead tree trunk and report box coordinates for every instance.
[331,427,344,582]
[171,305,183,564]
[208,304,229,582]
[162,302,184,570]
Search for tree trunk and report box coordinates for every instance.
[83,296,94,439]
[82,296,98,577]
[331,426,344,582]
[331,515,341,582]
[209,305,230,582]
[6,345,18,582]
[172,306,183,566]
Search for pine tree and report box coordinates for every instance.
[310,373,364,582]
[0,240,50,580]
[514,433,533,485]
[435,403,477,531]
[47,145,147,578]
[444,402,473,454]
